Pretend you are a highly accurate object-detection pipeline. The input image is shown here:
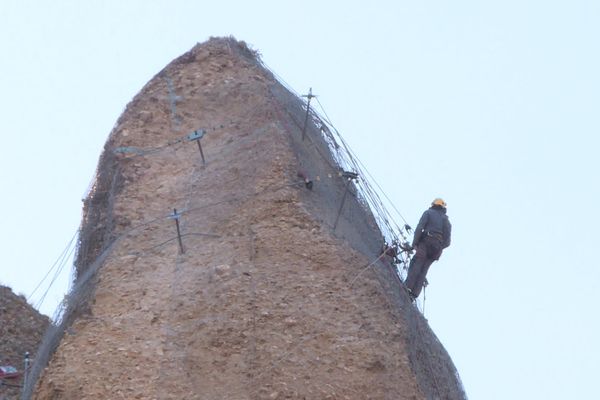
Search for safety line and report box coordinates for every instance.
[315,97,410,226]
[34,236,77,311]
[310,98,412,248]
[349,251,388,287]
[28,230,78,302]
[267,80,414,281]
[139,232,221,253]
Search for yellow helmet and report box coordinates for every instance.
[432,198,447,208]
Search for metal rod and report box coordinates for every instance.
[196,140,206,165]
[21,352,30,400]
[333,179,351,230]
[301,88,313,141]
[173,208,184,254]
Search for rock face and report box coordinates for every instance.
[0,286,50,400]
[28,37,466,400]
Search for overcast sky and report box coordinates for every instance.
[1,1,599,399]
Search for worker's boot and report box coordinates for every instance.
[404,256,424,295]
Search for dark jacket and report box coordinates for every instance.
[412,205,452,249]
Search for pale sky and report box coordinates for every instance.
[1,1,599,399]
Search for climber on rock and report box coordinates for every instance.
[404,198,452,300]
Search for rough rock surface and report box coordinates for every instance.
[30,37,466,400]
[0,286,50,400]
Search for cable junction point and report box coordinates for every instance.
[341,171,359,180]
[301,87,317,141]
[187,129,205,141]
[112,129,208,160]
[187,129,207,165]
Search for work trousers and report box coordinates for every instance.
[404,236,443,298]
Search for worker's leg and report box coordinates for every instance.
[404,244,427,294]
[410,258,434,298]
[404,257,421,292]
[410,237,443,297]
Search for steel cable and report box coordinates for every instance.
[34,235,77,311]
[28,230,78,303]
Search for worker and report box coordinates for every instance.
[404,198,452,300]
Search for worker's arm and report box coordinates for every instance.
[412,210,429,247]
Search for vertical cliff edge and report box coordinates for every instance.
[27,37,466,400]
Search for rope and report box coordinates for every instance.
[34,241,77,311]
[257,58,304,99]
[349,251,388,287]
[139,232,221,253]
[326,118,409,227]
[281,107,339,172]
[274,88,409,251]
[81,179,304,246]
[177,180,305,216]
[107,94,275,162]
[29,178,304,324]
[29,231,78,314]
[310,96,411,243]
[113,138,185,157]
[28,231,78,302]
[266,84,420,300]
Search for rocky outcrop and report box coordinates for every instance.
[0,286,50,400]
[28,37,466,400]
